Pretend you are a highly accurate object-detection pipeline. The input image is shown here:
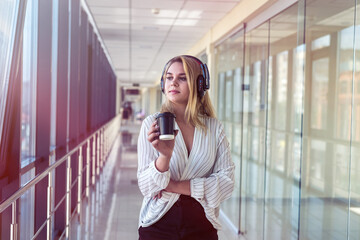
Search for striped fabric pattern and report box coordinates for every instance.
[137,113,235,230]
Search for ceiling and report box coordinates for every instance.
[84,0,242,87]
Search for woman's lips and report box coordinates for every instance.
[169,90,179,94]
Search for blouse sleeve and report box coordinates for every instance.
[137,115,171,198]
[190,121,235,208]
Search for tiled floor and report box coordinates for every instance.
[69,131,245,240]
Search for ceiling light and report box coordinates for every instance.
[152,8,160,15]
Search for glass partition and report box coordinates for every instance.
[215,0,360,239]
[241,21,269,239]
[0,0,19,149]
[350,3,360,240]
[264,4,302,240]
[21,0,38,166]
[215,28,245,232]
[299,0,356,239]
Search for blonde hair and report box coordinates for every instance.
[160,55,216,131]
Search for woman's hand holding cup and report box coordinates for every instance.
[147,119,177,159]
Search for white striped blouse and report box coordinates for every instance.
[137,113,235,230]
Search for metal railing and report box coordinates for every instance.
[0,114,121,240]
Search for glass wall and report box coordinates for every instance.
[21,0,38,167]
[0,0,19,158]
[300,0,357,239]
[215,27,245,231]
[351,5,360,239]
[216,0,360,239]
[242,21,269,240]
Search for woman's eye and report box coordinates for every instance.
[179,77,187,81]
[166,76,173,81]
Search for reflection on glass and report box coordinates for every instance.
[0,0,18,147]
[311,58,329,130]
[215,0,360,239]
[20,169,35,239]
[233,68,242,123]
[292,45,305,133]
[218,72,225,120]
[233,125,241,155]
[50,0,59,149]
[309,139,326,191]
[311,35,330,50]
[351,4,360,237]
[301,1,355,239]
[275,51,288,131]
[215,28,245,230]
[242,21,269,240]
[225,70,233,121]
[21,0,37,164]
[336,26,354,140]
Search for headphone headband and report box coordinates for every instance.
[160,55,210,97]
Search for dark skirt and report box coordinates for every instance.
[138,195,218,240]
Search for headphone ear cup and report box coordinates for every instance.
[197,75,205,97]
[160,77,164,93]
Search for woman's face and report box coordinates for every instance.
[164,61,190,105]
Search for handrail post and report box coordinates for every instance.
[104,129,107,158]
[100,130,104,169]
[47,170,53,240]
[65,156,72,239]
[96,132,100,176]
[77,146,83,222]
[86,140,90,198]
[10,201,17,240]
[92,135,96,185]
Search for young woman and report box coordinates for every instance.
[137,55,235,240]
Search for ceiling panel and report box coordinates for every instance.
[131,0,185,9]
[183,1,238,12]
[85,0,242,86]
[86,0,129,8]
[90,7,129,15]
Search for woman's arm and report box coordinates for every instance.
[190,121,235,208]
[137,115,177,198]
[165,179,190,196]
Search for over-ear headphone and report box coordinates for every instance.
[160,55,210,97]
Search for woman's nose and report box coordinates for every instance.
[171,78,179,86]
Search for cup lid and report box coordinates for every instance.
[156,112,176,119]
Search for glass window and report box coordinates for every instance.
[310,57,329,130]
[351,3,360,237]
[275,51,288,131]
[21,0,38,166]
[233,67,242,123]
[264,4,300,239]
[215,27,245,232]
[311,34,330,50]
[0,0,19,146]
[50,0,59,152]
[292,44,305,133]
[217,72,225,120]
[225,70,233,121]
[242,21,269,239]
[300,0,355,239]
[20,169,35,239]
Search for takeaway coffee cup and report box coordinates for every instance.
[156,112,176,140]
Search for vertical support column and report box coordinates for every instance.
[77,146,83,221]
[86,139,90,198]
[92,134,96,185]
[65,156,72,239]
[47,170,53,240]
[10,202,17,240]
